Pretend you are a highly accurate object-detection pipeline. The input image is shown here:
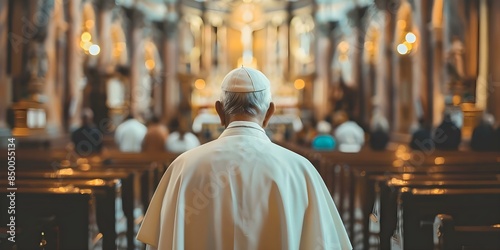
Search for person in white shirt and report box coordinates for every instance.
[333,111,365,153]
[137,66,352,250]
[114,115,147,152]
[165,117,200,153]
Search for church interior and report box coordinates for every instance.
[1,0,500,249]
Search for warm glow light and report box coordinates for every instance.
[60,160,71,168]
[145,59,155,71]
[89,44,100,55]
[294,79,305,90]
[397,145,407,152]
[77,158,89,165]
[81,32,91,42]
[338,41,349,53]
[81,41,92,51]
[401,153,411,161]
[405,32,417,43]
[85,20,94,29]
[50,186,79,193]
[194,79,206,90]
[364,41,374,51]
[397,20,406,29]
[404,41,413,51]
[392,159,404,167]
[397,43,408,55]
[57,168,74,176]
[79,163,91,171]
[452,94,461,105]
[402,173,413,180]
[86,179,105,186]
[434,157,445,165]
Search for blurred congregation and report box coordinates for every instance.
[1,0,500,249]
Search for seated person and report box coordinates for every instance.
[434,112,461,150]
[369,111,390,151]
[295,119,317,147]
[312,120,336,150]
[114,114,147,152]
[470,113,496,151]
[71,108,103,156]
[333,111,365,153]
[142,116,169,152]
[165,117,200,153]
[409,118,432,150]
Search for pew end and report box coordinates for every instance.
[434,214,500,250]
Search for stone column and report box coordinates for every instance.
[67,0,83,131]
[431,0,445,127]
[0,0,11,136]
[40,0,63,135]
[475,0,488,111]
[162,20,179,122]
[202,17,212,73]
[313,22,333,120]
[488,0,500,120]
[129,8,146,118]
[97,0,114,72]
[89,0,115,125]
[413,0,431,124]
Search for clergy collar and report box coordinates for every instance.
[219,121,270,141]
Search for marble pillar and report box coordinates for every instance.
[97,0,114,72]
[40,0,63,135]
[129,9,146,118]
[0,0,11,136]
[67,0,83,131]
[162,20,180,122]
[488,0,500,120]
[413,0,431,125]
[475,0,488,111]
[313,23,333,120]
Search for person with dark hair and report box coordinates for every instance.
[470,113,496,151]
[369,111,390,151]
[71,108,103,156]
[142,116,169,152]
[410,117,432,151]
[434,112,462,150]
[137,67,351,250]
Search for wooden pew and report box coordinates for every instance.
[0,187,96,250]
[15,167,138,250]
[433,214,500,250]
[0,178,119,249]
[390,187,500,250]
[372,175,500,250]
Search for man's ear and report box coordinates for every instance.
[215,101,226,127]
[262,102,275,128]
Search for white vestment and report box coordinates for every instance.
[137,121,352,250]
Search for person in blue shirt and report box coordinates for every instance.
[312,120,336,150]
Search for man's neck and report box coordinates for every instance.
[226,115,263,128]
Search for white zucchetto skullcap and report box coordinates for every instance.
[221,66,270,93]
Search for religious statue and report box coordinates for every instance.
[445,37,467,105]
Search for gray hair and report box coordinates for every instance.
[220,89,272,116]
[482,113,495,126]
